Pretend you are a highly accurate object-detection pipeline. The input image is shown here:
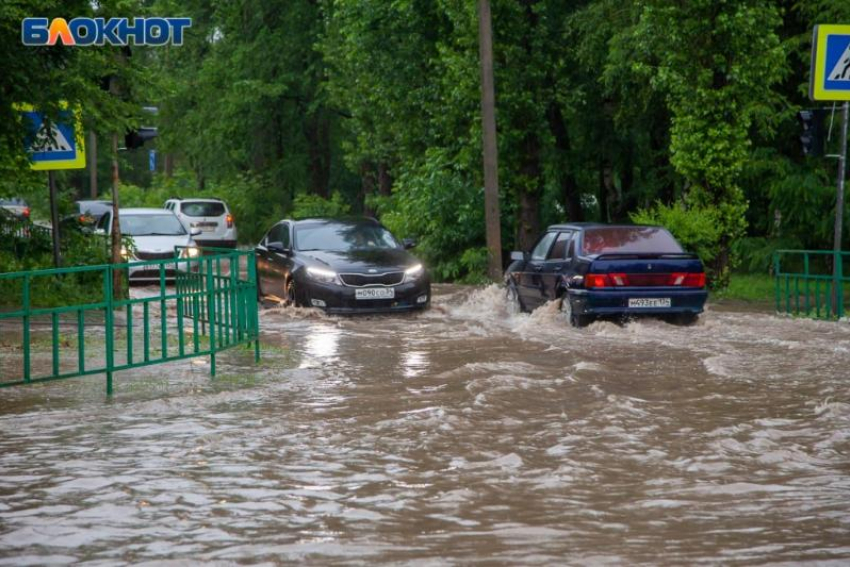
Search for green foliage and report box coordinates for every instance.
[713,273,776,303]
[630,200,725,281]
[291,193,351,220]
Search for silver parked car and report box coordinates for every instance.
[164,198,237,248]
[0,198,31,220]
[95,208,201,282]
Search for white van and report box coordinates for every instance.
[164,198,237,248]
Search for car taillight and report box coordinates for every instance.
[23,207,30,218]
[585,274,611,288]
[670,272,706,287]
[226,214,233,228]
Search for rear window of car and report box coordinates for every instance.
[180,201,225,217]
[582,227,683,255]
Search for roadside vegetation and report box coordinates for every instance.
[1,0,849,298]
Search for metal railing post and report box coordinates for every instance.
[206,258,217,376]
[23,274,31,383]
[104,266,114,395]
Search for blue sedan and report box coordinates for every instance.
[504,223,708,327]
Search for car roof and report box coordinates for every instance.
[289,217,381,227]
[168,197,225,203]
[547,222,660,231]
[119,208,176,215]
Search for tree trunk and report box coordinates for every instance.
[304,112,331,198]
[517,132,542,251]
[546,103,583,222]
[377,162,392,196]
[360,161,377,216]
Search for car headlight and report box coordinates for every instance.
[403,263,424,283]
[120,245,132,260]
[181,246,201,258]
[306,266,339,284]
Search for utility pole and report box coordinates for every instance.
[111,132,123,297]
[478,0,502,281]
[88,131,98,198]
[833,101,848,316]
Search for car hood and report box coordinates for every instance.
[130,234,193,253]
[301,248,419,273]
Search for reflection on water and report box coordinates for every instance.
[1,284,849,564]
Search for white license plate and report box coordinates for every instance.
[192,222,218,232]
[355,287,395,300]
[628,298,671,308]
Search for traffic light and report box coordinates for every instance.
[124,126,158,149]
[797,109,826,157]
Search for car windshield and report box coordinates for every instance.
[295,223,400,251]
[582,227,683,255]
[120,214,186,236]
[181,201,225,217]
[0,198,26,206]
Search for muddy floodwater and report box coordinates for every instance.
[1,284,849,565]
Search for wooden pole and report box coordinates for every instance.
[111,133,123,297]
[478,0,503,281]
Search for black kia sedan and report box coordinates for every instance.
[255,217,430,314]
[505,223,708,327]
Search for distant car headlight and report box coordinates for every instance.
[306,266,340,285]
[403,263,424,283]
[181,246,201,259]
[120,245,132,260]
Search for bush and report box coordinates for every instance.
[630,200,724,283]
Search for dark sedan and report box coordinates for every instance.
[504,223,708,327]
[255,217,431,314]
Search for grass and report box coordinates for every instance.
[713,273,776,303]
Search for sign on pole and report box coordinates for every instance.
[17,102,86,170]
[810,24,850,101]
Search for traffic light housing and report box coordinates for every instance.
[125,126,157,149]
[797,109,826,157]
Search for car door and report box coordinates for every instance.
[539,231,574,301]
[517,231,558,310]
[268,222,293,297]
[256,226,277,296]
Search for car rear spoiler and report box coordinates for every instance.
[593,252,701,260]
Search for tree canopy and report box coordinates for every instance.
[1,0,848,283]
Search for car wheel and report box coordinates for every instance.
[285,278,299,307]
[669,312,699,326]
[505,281,523,314]
[559,293,589,328]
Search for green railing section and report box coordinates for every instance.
[0,247,260,393]
[774,250,850,320]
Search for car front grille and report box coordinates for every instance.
[136,251,176,260]
[339,271,404,287]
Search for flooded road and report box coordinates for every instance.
[1,284,849,564]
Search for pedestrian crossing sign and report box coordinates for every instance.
[17,102,86,170]
[811,24,850,101]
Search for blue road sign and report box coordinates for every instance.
[149,149,157,172]
[16,103,86,170]
[811,25,850,101]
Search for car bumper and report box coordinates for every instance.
[127,262,190,282]
[303,278,431,314]
[194,239,237,249]
[571,288,708,315]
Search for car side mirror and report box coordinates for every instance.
[267,241,290,254]
[510,251,527,262]
[402,238,417,250]
[190,228,202,237]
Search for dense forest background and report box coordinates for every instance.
[1,0,849,284]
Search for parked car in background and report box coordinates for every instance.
[504,223,708,327]
[164,197,237,248]
[255,217,430,314]
[95,208,201,282]
[74,200,112,223]
[0,198,30,220]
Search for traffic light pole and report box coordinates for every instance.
[833,101,848,315]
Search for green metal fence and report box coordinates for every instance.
[774,250,849,320]
[0,247,260,394]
